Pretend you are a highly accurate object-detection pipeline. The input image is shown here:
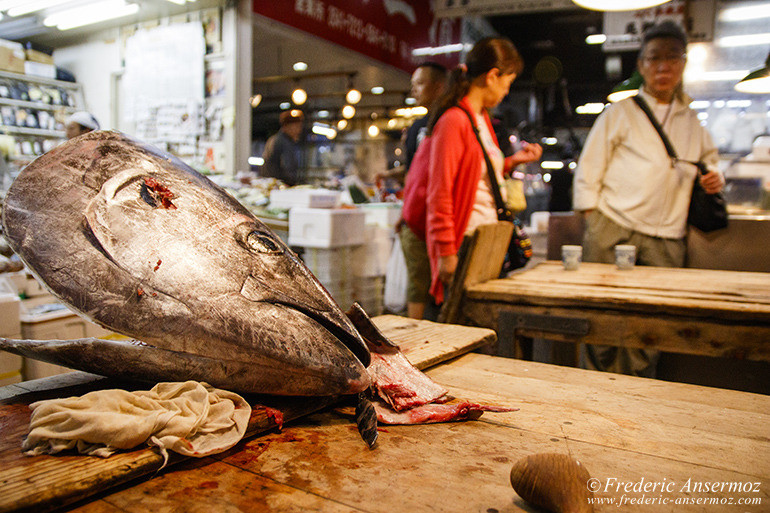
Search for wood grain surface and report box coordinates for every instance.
[64,354,770,513]
[0,316,495,513]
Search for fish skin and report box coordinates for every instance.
[1,131,371,396]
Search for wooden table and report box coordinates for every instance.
[2,315,769,512]
[460,261,770,362]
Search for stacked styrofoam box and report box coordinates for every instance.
[270,188,341,210]
[351,203,402,316]
[289,207,366,248]
[19,297,83,380]
[0,276,22,386]
[302,246,354,308]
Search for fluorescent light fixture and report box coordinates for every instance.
[412,43,471,56]
[689,100,711,110]
[371,86,384,95]
[585,34,606,45]
[317,110,330,118]
[8,0,72,17]
[720,3,770,22]
[248,157,264,166]
[293,61,308,71]
[542,137,558,145]
[404,97,417,105]
[279,102,290,109]
[0,0,29,10]
[541,161,565,170]
[726,100,753,108]
[572,0,671,11]
[717,33,770,48]
[576,103,606,114]
[687,70,749,82]
[165,0,186,4]
[312,124,337,139]
[43,0,139,30]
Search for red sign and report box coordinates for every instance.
[252,0,462,73]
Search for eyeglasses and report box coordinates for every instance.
[642,54,686,65]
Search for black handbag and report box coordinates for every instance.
[632,95,728,233]
[460,107,532,272]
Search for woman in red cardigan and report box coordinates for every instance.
[426,37,542,304]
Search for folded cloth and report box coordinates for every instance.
[23,381,251,464]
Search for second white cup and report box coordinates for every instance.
[561,245,582,270]
[615,245,637,270]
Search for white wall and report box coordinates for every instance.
[52,35,121,131]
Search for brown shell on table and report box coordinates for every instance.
[510,452,595,513]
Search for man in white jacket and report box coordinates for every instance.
[573,21,724,377]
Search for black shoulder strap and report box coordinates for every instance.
[632,95,678,159]
[458,106,509,221]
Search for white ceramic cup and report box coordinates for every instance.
[614,245,637,270]
[561,245,582,270]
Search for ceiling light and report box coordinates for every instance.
[720,3,770,22]
[317,110,330,118]
[572,0,671,11]
[541,161,565,170]
[387,118,397,128]
[7,0,72,17]
[346,88,361,105]
[368,124,380,137]
[585,34,606,45]
[371,86,384,95]
[735,53,770,93]
[576,103,606,114]
[337,119,348,130]
[43,0,139,31]
[404,97,417,105]
[312,123,336,140]
[293,61,308,71]
[0,0,29,10]
[341,105,355,119]
[279,102,290,109]
[607,71,643,102]
[248,157,264,166]
[250,94,262,107]
[291,87,307,105]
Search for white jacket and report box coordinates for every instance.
[573,89,720,239]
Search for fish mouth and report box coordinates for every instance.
[240,274,371,368]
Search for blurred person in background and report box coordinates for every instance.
[261,110,304,186]
[425,37,542,310]
[573,21,724,377]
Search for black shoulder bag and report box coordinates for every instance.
[459,107,532,272]
[632,95,727,233]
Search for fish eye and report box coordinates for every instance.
[246,231,281,253]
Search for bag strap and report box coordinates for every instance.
[632,95,709,176]
[458,106,509,221]
[632,94,678,159]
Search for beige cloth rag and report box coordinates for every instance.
[23,381,251,464]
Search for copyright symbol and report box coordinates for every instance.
[587,478,601,492]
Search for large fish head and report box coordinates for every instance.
[2,131,370,396]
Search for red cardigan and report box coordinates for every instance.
[426,97,500,304]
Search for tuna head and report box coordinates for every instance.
[1,131,370,396]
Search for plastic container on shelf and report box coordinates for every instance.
[269,187,341,210]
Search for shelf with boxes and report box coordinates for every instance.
[0,66,83,164]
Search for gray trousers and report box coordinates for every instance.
[580,211,686,378]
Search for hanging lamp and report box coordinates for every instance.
[607,71,643,102]
[734,52,770,94]
[572,0,671,11]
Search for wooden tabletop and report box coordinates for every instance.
[64,354,770,512]
[460,262,770,362]
[467,261,770,321]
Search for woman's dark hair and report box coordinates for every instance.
[427,37,523,134]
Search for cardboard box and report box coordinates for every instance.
[0,348,22,386]
[24,61,56,79]
[24,48,54,65]
[289,207,366,248]
[0,277,21,337]
[0,41,25,74]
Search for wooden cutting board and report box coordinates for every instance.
[0,315,495,513]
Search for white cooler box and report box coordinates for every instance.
[289,207,366,248]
